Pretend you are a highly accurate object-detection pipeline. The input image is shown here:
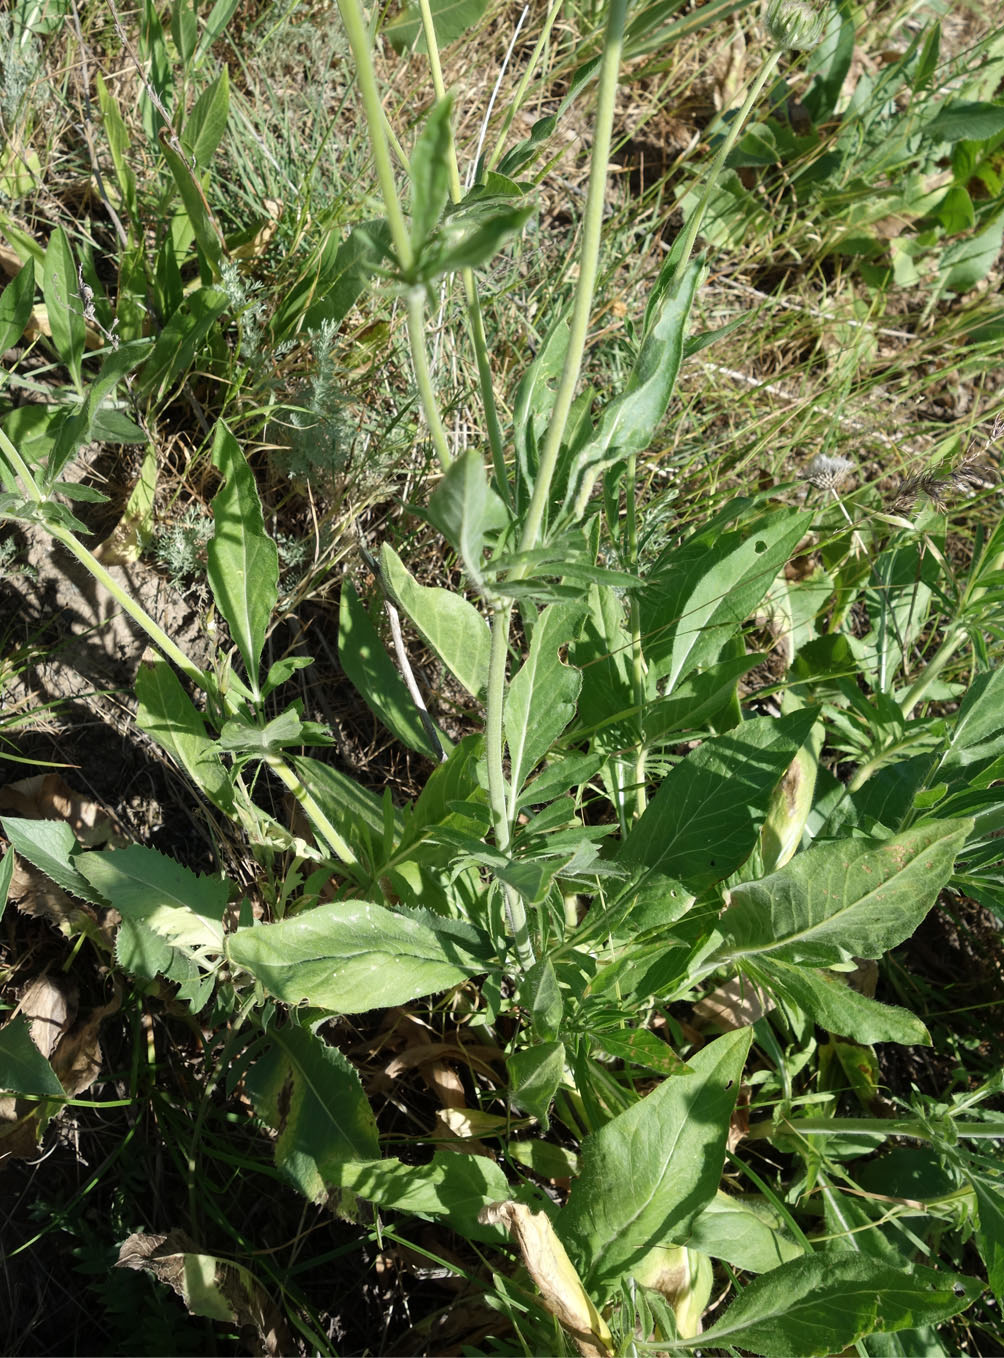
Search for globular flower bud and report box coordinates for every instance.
[763,0,825,50]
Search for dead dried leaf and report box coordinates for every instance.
[17,974,76,1059]
[478,1201,613,1358]
[692,977,772,1031]
[51,988,121,1097]
[0,773,123,846]
[116,1229,291,1357]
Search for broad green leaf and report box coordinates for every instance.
[505,602,584,794]
[426,448,508,588]
[159,132,222,274]
[938,666,1004,784]
[227,900,484,1013]
[426,194,534,278]
[939,212,1004,294]
[684,1191,802,1274]
[217,707,318,756]
[335,1153,510,1242]
[694,1254,981,1357]
[46,339,151,486]
[42,226,85,389]
[641,510,812,692]
[507,1040,565,1127]
[410,96,453,257]
[207,421,279,697]
[245,1025,379,1202]
[0,815,106,905]
[564,257,702,520]
[620,710,818,893]
[925,99,1004,143]
[338,579,441,757]
[0,259,34,353]
[397,733,486,852]
[182,68,230,170]
[139,287,229,402]
[717,819,972,967]
[380,543,490,699]
[557,1027,752,1298]
[973,1177,1004,1304]
[0,1015,64,1097]
[384,0,491,52]
[76,845,227,952]
[755,957,930,1045]
[291,754,401,864]
[135,657,236,814]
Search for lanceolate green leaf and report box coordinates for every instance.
[0,258,35,354]
[182,67,230,170]
[692,1254,981,1357]
[684,1191,802,1274]
[380,543,490,699]
[227,900,485,1013]
[135,656,236,815]
[557,1027,751,1298]
[245,1024,379,1203]
[937,665,1004,784]
[753,957,930,1046]
[410,96,453,258]
[206,421,279,698]
[641,510,811,692]
[564,257,702,520]
[972,1176,1004,1303]
[338,579,442,757]
[717,819,972,967]
[620,710,818,893]
[42,226,85,390]
[504,602,585,794]
[76,844,227,953]
[425,448,508,588]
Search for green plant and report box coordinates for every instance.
[2,0,1003,1353]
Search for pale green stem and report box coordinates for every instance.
[485,610,535,971]
[263,753,360,868]
[416,0,506,490]
[626,453,647,820]
[406,287,453,473]
[747,1115,1003,1142]
[337,0,452,470]
[672,49,782,282]
[48,524,209,690]
[482,0,629,973]
[518,0,629,557]
[335,0,412,271]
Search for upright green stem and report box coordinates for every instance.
[625,453,648,821]
[416,0,506,491]
[48,525,209,690]
[406,287,453,474]
[335,0,412,271]
[672,50,782,283]
[482,0,629,973]
[518,0,629,557]
[337,0,452,471]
